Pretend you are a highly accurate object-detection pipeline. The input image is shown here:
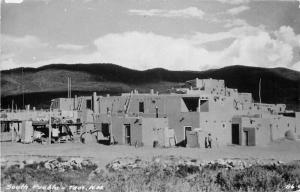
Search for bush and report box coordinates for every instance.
[2,160,300,192]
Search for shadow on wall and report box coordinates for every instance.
[175,140,186,147]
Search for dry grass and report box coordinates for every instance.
[1,159,300,192]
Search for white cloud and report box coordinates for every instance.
[220,31,293,68]
[129,7,204,19]
[223,18,249,28]
[2,34,48,49]
[56,43,86,51]
[39,28,294,70]
[227,6,250,15]
[1,35,49,69]
[216,0,249,4]
[291,61,300,71]
[2,26,299,72]
[275,26,300,48]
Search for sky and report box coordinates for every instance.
[1,0,300,71]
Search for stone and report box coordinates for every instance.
[25,159,35,165]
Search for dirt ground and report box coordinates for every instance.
[1,139,300,168]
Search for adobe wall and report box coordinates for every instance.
[296,112,300,136]
[240,115,296,146]
[199,95,235,145]
[141,118,169,147]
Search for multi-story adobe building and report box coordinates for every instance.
[56,78,299,147]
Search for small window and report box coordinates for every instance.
[200,100,209,112]
[139,102,144,113]
[86,99,92,109]
[183,97,199,112]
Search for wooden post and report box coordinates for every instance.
[48,108,52,144]
[48,100,53,144]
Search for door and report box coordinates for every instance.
[232,124,240,145]
[243,127,255,146]
[124,124,131,145]
[100,123,110,145]
[184,126,192,147]
[244,131,249,146]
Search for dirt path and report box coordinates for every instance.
[1,139,300,168]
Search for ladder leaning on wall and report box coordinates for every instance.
[124,92,132,114]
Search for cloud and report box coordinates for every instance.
[45,28,294,71]
[216,0,249,4]
[223,18,249,28]
[291,61,300,71]
[2,35,48,50]
[227,6,250,15]
[128,7,204,19]
[1,35,49,69]
[275,26,300,48]
[2,26,299,71]
[56,43,86,51]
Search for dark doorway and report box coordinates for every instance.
[101,123,110,137]
[98,123,110,145]
[184,126,192,147]
[244,131,249,145]
[124,124,131,145]
[243,128,255,146]
[86,99,92,110]
[139,102,144,113]
[232,124,240,145]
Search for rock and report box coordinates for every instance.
[44,162,51,169]
[81,159,94,167]
[19,162,25,169]
[25,159,35,165]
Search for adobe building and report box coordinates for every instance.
[4,78,298,147]
[90,78,300,147]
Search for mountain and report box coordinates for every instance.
[1,63,300,110]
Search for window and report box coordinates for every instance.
[86,100,92,109]
[139,102,144,113]
[1,122,10,132]
[182,97,199,112]
[200,100,209,112]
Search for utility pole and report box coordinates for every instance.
[67,77,72,98]
[70,77,71,98]
[48,100,54,144]
[259,78,262,103]
[22,67,25,109]
[67,77,69,98]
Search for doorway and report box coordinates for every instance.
[99,123,110,145]
[243,128,255,146]
[244,131,249,146]
[232,124,240,145]
[184,126,192,147]
[124,124,131,145]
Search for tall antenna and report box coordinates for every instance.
[22,67,25,109]
[70,77,72,98]
[67,77,70,98]
[67,76,72,98]
[259,78,262,103]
